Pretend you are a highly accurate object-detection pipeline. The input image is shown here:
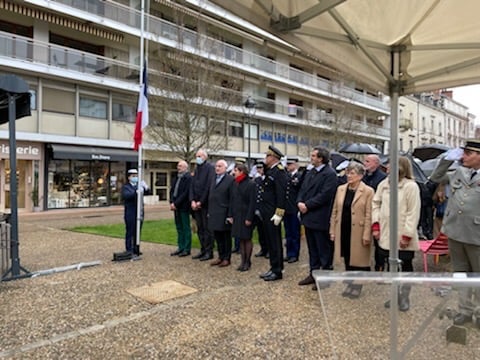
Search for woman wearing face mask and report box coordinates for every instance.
[121,168,148,256]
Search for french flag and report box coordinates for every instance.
[133,62,149,151]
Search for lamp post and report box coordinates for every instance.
[243,96,256,166]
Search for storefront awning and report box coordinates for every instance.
[51,144,138,162]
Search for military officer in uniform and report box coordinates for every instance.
[259,145,288,281]
[253,160,269,258]
[430,139,480,327]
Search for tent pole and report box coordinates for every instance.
[389,51,401,360]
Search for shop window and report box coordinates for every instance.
[80,97,107,119]
[245,123,258,140]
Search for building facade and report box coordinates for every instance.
[0,0,472,213]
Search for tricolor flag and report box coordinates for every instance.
[133,62,149,151]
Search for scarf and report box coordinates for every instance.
[235,173,247,183]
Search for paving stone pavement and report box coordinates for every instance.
[0,205,479,359]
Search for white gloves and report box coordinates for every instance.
[270,214,283,226]
[444,147,463,161]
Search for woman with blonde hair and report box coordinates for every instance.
[330,161,374,298]
[372,156,421,311]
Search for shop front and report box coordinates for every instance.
[47,144,138,209]
[0,141,43,213]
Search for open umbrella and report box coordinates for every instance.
[412,144,450,162]
[420,158,460,177]
[330,151,348,169]
[338,143,381,155]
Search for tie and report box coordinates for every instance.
[471,170,477,180]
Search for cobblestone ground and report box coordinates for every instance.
[0,205,478,359]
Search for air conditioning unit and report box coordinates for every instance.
[288,104,297,117]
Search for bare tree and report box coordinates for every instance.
[147,13,242,164]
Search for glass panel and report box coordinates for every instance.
[48,160,71,209]
[5,160,26,209]
[110,162,126,205]
[79,97,107,119]
[90,162,109,207]
[71,161,91,208]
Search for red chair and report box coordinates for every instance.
[419,233,449,272]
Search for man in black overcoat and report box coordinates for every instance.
[258,145,288,281]
[190,149,215,261]
[297,146,338,289]
[208,159,234,267]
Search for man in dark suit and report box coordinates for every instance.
[170,160,193,257]
[190,149,215,261]
[208,159,234,267]
[297,146,338,289]
[258,146,288,282]
[284,156,302,263]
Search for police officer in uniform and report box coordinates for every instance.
[253,160,269,258]
[430,139,480,327]
[284,156,302,263]
[259,145,288,281]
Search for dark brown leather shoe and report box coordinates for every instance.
[218,260,230,267]
[210,259,222,266]
[298,274,314,286]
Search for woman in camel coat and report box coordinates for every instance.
[330,161,374,298]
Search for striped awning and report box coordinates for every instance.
[0,0,124,43]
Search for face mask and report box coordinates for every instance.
[196,157,204,165]
[130,176,139,185]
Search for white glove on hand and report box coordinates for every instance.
[270,214,283,226]
[444,147,463,161]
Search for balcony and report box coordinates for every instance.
[28,0,390,114]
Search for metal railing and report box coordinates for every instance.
[39,0,390,113]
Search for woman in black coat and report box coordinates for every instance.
[231,163,256,271]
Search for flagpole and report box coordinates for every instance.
[135,0,146,254]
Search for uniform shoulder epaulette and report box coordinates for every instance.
[277,164,284,170]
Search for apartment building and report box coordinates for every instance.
[398,90,473,153]
[0,0,392,212]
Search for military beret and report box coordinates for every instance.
[266,145,284,159]
[462,138,480,152]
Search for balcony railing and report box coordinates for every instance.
[0,30,389,138]
[36,0,390,113]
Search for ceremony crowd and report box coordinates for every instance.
[123,139,480,327]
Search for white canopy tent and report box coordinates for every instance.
[205,0,480,263]
[202,1,480,355]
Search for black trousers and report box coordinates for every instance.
[263,217,283,274]
[253,214,268,254]
[214,229,232,261]
[192,207,213,255]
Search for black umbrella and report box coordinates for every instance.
[412,144,450,162]
[339,143,381,155]
[330,151,348,169]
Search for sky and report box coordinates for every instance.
[450,85,480,125]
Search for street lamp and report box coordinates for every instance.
[243,96,256,166]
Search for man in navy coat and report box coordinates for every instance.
[297,146,338,289]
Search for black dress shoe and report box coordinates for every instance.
[287,257,298,263]
[192,252,204,260]
[298,274,315,286]
[255,251,267,257]
[264,253,270,259]
[283,257,289,262]
[259,270,273,279]
[263,272,282,281]
[171,250,182,256]
[199,253,213,261]
[453,313,472,326]
[178,251,190,257]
